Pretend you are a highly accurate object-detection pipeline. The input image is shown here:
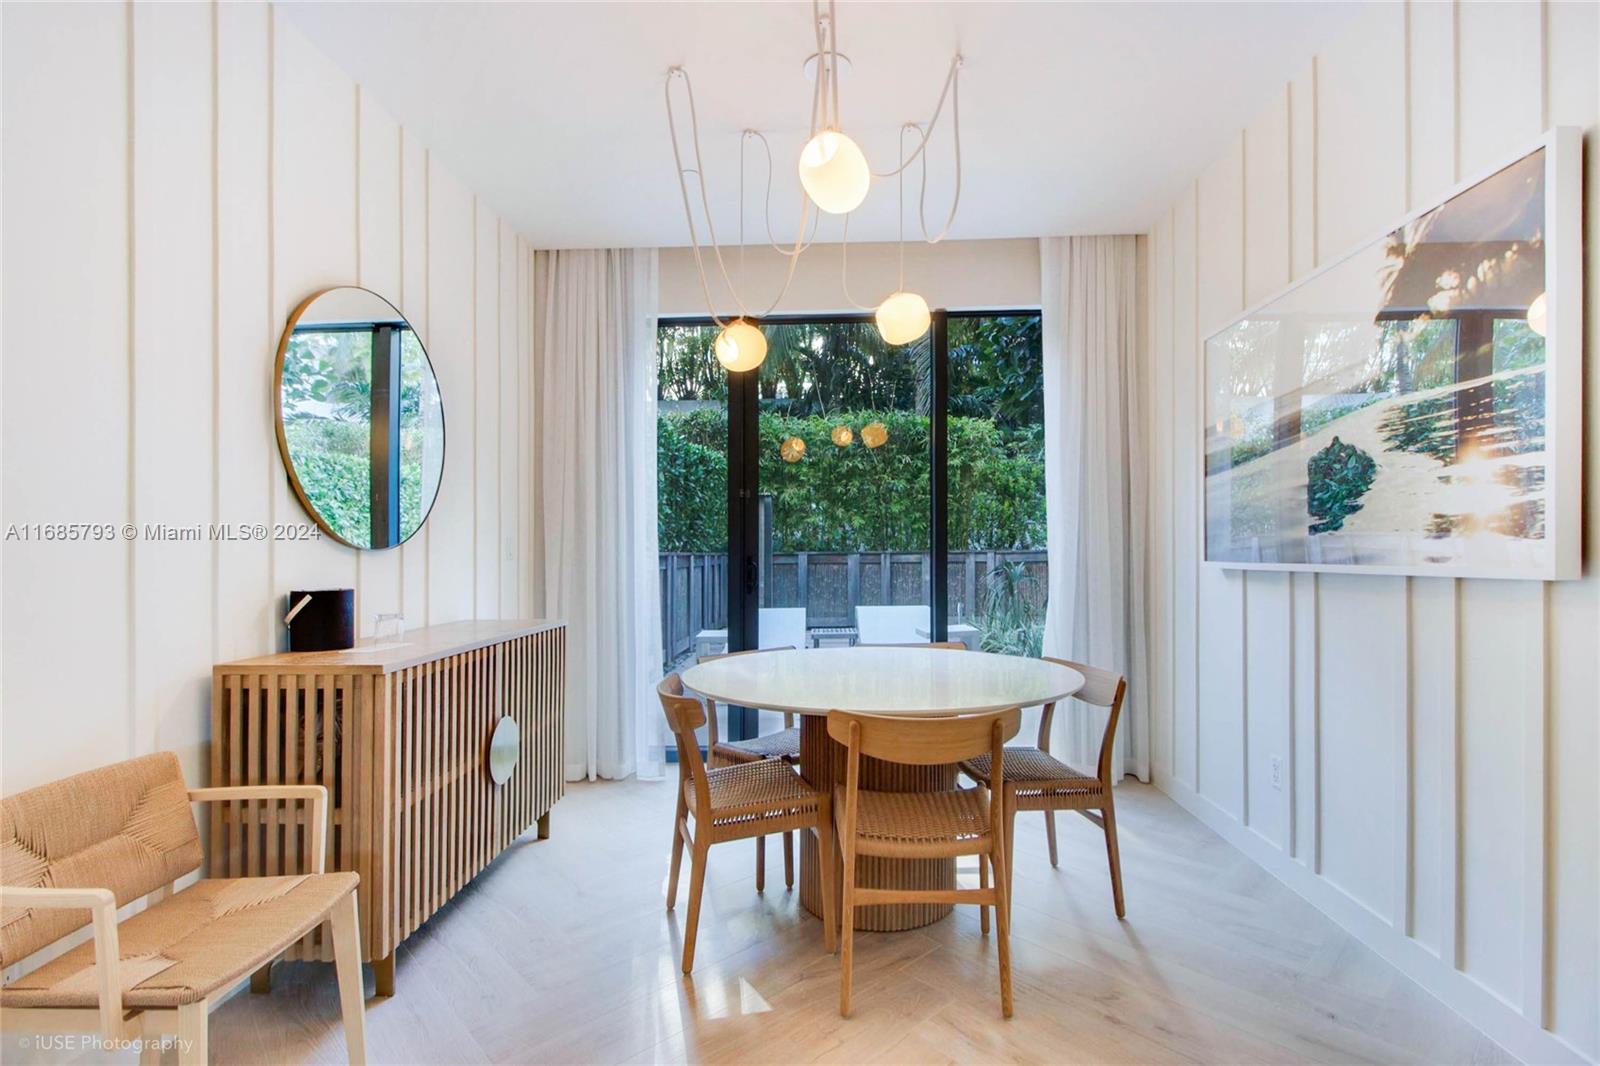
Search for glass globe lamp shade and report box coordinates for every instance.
[780,436,807,463]
[875,291,932,345]
[1526,291,1548,337]
[714,319,768,372]
[861,421,888,449]
[798,130,870,214]
[831,425,854,448]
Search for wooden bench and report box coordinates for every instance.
[0,752,365,1064]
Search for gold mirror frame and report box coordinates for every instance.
[273,286,447,551]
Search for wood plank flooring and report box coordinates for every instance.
[207,778,1511,1064]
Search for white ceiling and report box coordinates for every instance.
[282,1,1368,249]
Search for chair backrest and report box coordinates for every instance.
[1036,658,1127,785]
[827,707,1021,766]
[758,608,807,650]
[1,752,202,966]
[854,604,930,645]
[857,640,965,650]
[657,674,712,812]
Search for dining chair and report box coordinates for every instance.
[959,659,1128,922]
[828,706,1021,1017]
[855,641,967,650]
[694,648,801,891]
[657,674,837,973]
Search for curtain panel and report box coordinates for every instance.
[1040,235,1151,783]
[532,247,665,781]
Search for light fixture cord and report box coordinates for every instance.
[917,62,962,244]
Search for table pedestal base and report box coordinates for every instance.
[797,716,956,932]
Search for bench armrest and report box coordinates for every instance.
[188,786,329,874]
[0,886,122,1039]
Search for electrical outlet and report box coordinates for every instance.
[1270,755,1282,790]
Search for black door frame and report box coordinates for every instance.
[661,308,1041,741]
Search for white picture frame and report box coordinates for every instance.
[1200,126,1583,580]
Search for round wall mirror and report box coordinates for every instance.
[275,287,445,549]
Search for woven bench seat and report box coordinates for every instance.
[2,871,358,1009]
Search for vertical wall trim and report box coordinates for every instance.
[124,0,138,758]
[1236,134,1250,828]
[1166,207,1177,784]
[470,197,479,619]
[421,149,431,625]
[264,3,277,648]
[1450,0,1462,182]
[353,83,364,608]
[396,126,407,619]
[495,223,504,619]
[208,0,221,670]
[1442,581,1461,967]
[1523,587,1549,1023]
[1189,180,1202,795]
[1310,573,1322,874]
[1280,82,1296,856]
[1396,578,1414,935]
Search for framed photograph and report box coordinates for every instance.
[1202,127,1583,579]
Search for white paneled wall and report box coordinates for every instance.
[1,3,536,794]
[1145,3,1599,1062]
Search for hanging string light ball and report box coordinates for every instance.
[780,436,807,463]
[875,291,932,345]
[714,319,768,372]
[831,425,855,448]
[861,422,888,449]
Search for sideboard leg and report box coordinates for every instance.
[537,811,551,840]
[373,953,396,997]
[250,963,273,994]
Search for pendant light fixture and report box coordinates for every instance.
[714,319,768,372]
[664,0,963,364]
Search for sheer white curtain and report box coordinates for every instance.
[532,248,665,781]
[1039,235,1151,783]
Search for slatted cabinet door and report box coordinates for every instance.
[212,620,565,992]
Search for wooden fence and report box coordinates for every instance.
[659,550,1046,666]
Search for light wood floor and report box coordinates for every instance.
[209,778,1511,1065]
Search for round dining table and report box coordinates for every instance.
[679,646,1085,931]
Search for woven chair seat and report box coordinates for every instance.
[687,758,820,827]
[835,786,992,858]
[0,871,359,1009]
[712,727,801,765]
[962,747,1103,792]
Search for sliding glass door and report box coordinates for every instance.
[656,309,1044,744]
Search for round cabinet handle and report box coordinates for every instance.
[488,716,520,785]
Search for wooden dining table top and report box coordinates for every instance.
[678,646,1085,717]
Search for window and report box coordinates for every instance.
[655,311,1046,744]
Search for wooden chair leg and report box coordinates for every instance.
[1045,810,1059,868]
[682,840,710,973]
[138,1036,163,1066]
[990,839,1014,1019]
[175,1001,207,1066]
[755,835,766,893]
[666,793,687,910]
[1102,799,1126,918]
[838,840,857,1016]
[783,830,795,890]
[1004,796,1018,921]
[329,890,369,1065]
[978,851,991,935]
[815,810,837,955]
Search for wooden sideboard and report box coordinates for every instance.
[211,619,565,995]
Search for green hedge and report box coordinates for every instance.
[658,408,1045,553]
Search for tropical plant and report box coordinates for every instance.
[976,559,1045,657]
